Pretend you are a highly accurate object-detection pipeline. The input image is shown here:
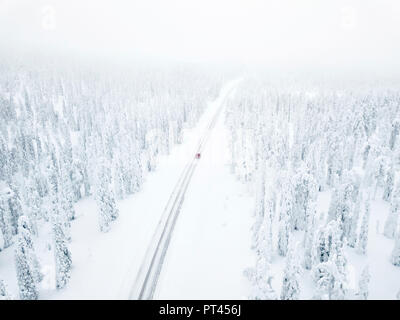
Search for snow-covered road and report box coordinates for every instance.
[154,81,254,299]
[39,79,253,300]
[130,80,238,299]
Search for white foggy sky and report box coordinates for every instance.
[0,0,400,70]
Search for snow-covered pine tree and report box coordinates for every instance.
[18,216,42,283]
[327,180,353,243]
[332,239,348,299]
[312,260,337,300]
[389,118,400,151]
[281,239,301,300]
[278,178,292,257]
[60,160,76,222]
[384,181,400,239]
[382,165,394,201]
[53,220,72,289]
[0,182,14,248]
[327,187,340,222]
[391,228,400,266]
[15,230,38,300]
[0,228,4,251]
[372,156,389,200]
[22,176,42,236]
[247,255,277,300]
[304,205,316,270]
[0,182,22,236]
[96,162,119,232]
[312,253,347,300]
[292,165,317,231]
[277,210,290,257]
[0,279,12,300]
[8,184,23,235]
[256,195,274,263]
[329,255,347,300]
[251,162,266,248]
[315,220,341,264]
[357,201,370,255]
[348,193,361,248]
[357,265,370,300]
[340,183,355,241]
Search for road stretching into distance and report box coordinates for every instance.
[128,80,240,300]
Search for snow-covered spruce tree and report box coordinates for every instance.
[0,279,12,300]
[278,177,292,257]
[15,231,38,300]
[327,180,353,242]
[339,182,355,241]
[59,193,72,242]
[247,255,277,300]
[251,162,266,248]
[384,181,400,239]
[391,231,400,267]
[281,240,301,300]
[0,182,14,248]
[313,214,349,299]
[7,184,23,236]
[382,165,394,202]
[291,165,317,231]
[356,265,370,300]
[312,261,336,300]
[22,177,42,236]
[372,156,389,200]
[303,205,316,270]
[0,182,23,237]
[332,239,349,299]
[327,187,340,222]
[357,201,371,255]
[348,193,362,248]
[53,220,72,289]
[255,194,274,263]
[0,228,4,251]
[112,149,127,200]
[326,135,343,187]
[389,118,400,151]
[18,216,43,283]
[312,254,347,300]
[315,220,341,264]
[277,210,290,257]
[60,160,76,222]
[96,162,119,232]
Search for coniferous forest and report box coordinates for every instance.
[0,61,222,299]
[1,0,400,301]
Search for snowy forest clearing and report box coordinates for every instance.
[155,81,254,299]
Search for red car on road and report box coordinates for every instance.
[195,153,201,159]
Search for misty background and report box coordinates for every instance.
[0,0,400,73]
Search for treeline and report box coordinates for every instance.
[0,61,222,299]
[226,77,400,299]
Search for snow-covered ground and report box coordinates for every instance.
[155,84,254,299]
